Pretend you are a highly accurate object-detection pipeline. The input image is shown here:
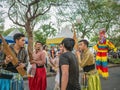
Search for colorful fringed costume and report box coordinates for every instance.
[93,29,116,78]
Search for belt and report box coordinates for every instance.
[36,65,44,68]
[83,64,95,72]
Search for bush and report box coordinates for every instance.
[109,58,120,64]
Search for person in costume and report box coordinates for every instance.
[29,41,47,90]
[93,28,116,79]
[76,39,101,90]
[0,33,28,90]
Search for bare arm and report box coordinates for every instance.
[61,65,69,90]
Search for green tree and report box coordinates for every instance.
[34,31,46,44]
[41,24,57,37]
[55,0,120,39]
[87,0,120,44]
[87,0,120,31]
[90,35,99,43]
[0,2,5,32]
[108,29,120,48]
[6,0,65,61]
[34,24,57,44]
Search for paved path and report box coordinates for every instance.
[24,67,120,90]
[101,67,120,90]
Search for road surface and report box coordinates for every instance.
[24,67,120,90]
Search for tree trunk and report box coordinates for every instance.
[25,22,33,62]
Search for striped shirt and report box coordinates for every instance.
[4,44,28,73]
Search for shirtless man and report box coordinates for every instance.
[29,41,46,90]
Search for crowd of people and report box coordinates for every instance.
[0,28,116,90]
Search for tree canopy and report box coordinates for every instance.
[0,0,119,50]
